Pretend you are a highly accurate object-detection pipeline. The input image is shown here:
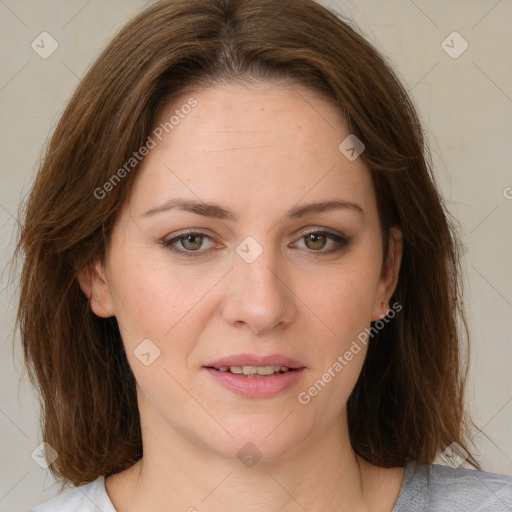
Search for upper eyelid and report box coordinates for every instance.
[163,227,347,251]
[165,226,344,243]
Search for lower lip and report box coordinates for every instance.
[203,368,305,398]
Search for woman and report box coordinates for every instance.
[15,0,512,510]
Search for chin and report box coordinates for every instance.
[194,414,313,464]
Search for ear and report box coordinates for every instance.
[77,259,115,318]
[371,226,403,322]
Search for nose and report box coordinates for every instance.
[219,240,297,335]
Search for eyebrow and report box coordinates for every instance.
[140,198,364,220]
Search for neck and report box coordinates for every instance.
[113,410,375,512]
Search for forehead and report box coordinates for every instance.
[157,80,344,153]
[126,81,375,220]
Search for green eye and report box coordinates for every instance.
[179,233,205,251]
[162,231,214,256]
[294,229,350,254]
[304,233,328,250]
[161,229,351,258]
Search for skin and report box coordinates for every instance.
[78,80,404,512]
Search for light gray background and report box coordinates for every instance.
[0,1,511,511]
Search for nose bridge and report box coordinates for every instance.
[221,234,296,333]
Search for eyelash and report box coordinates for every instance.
[160,228,351,258]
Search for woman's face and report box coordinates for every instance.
[81,80,402,461]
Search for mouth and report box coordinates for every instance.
[204,353,305,374]
[206,365,296,377]
[203,354,306,398]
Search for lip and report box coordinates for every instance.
[205,353,305,369]
[203,353,306,398]
[204,367,305,398]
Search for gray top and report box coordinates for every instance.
[28,459,512,511]
[392,459,512,511]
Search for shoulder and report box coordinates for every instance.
[428,463,512,510]
[394,459,512,511]
[27,476,116,512]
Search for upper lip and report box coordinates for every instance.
[205,353,305,369]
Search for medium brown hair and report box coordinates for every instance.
[13,0,479,488]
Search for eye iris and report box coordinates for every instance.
[305,233,326,250]
[182,234,203,250]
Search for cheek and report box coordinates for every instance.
[106,252,186,345]
[299,276,373,413]
[107,251,222,370]
[112,266,200,400]
[318,266,379,343]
